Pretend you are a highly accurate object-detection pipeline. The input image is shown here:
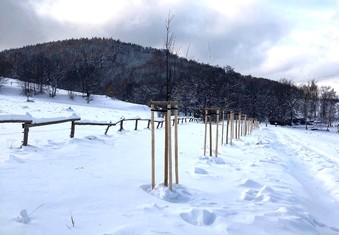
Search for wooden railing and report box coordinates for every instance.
[22,117,81,146]
[0,115,197,146]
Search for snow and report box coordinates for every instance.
[1,79,339,234]
[0,113,33,122]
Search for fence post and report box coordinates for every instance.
[70,121,75,138]
[22,122,29,146]
[135,119,138,130]
[119,120,124,131]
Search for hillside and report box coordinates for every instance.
[0,37,289,120]
[1,38,338,125]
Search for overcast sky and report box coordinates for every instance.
[1,0,339,90]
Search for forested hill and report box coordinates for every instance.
[0,37,298,120]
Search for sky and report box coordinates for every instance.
[1,0,339,90]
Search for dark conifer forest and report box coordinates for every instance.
[0,38,337,123]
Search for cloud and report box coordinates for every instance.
[0,0,53,49]
[98,0,290,72]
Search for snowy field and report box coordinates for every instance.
[1,79,339,235]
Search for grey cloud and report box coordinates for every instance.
[0,0,48,49]
[174,1,289,70]
[1,0,339,87]
[99,0,290,72]
[0,0,121,50]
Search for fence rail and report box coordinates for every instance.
[22,117,81,146]
[0,115,197,147]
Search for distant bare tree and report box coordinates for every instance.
[0,76,7,90]
[309,80,318,120]
[0,59,12,90]
[319,86,337,126]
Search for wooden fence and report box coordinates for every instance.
[0,115,197,147]
[22,117,81,146]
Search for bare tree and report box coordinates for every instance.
[299,80,319,129]
[0,76,7,88]
[164,11,175,101]
[309,80,318,120]
[319,86,337,126]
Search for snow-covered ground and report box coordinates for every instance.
[1,79,339,235]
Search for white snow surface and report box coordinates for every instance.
[1,79,339,235]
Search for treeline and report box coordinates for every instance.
[0,37,338,123]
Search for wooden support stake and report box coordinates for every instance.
[209,116,212,157]
[244,115,248,136]
[150,101,179,192]
[174,104,179,184]
[240,116,243,136]
[167,104,173,191]
[204,109,208,156]
[234,115,238,139]
[151,103,155,189]
[226,113,229,145]
[215,109,219,158]
[164,113,168,187]
[238,113,241,139]
[221,111,225,145]
[230,111,234,145]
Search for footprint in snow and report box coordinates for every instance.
[239,179,262,189]
[139,203,168,212]
[199,156,225,165]
[180,208,217,226]
[240,185,280,203]
[194,167,208,175]
[9,155,25,163]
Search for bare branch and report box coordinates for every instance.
[164,11,175,53]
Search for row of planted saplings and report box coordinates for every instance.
[204,108,259,157]
[149,102,260,192]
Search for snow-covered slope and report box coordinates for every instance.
[1,79,339,235]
